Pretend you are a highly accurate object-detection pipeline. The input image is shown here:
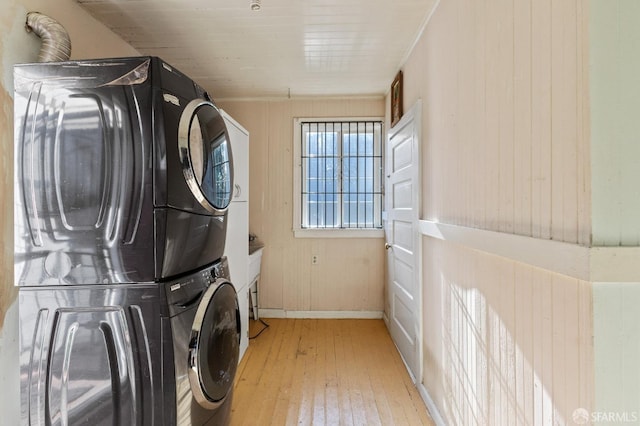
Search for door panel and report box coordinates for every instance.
[385,101,422,381]
[393,257,414,296]
[393,220,413,252]
[391,134,413,172]
[393,180,413,209]
[392,287,415,343]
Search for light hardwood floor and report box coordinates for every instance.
[230,318,434,425]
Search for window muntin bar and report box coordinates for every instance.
[300,120,383,230]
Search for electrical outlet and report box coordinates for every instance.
[312,255,318,264]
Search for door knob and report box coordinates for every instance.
[385,243,392,250]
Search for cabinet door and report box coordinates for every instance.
[221,111,249,202]
[224,201,248,364]
[237,284,250,361]
[220,110,249,363]
[224,201,248,289]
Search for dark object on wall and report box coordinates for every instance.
[390,70,403,127]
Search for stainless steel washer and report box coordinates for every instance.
[18,258,240,425]
[167,258,240,425]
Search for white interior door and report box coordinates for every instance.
[385,101,421,381]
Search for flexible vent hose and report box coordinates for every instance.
[25,12,71,62]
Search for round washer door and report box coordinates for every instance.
[178,100,233,214]
[188,280,240,409]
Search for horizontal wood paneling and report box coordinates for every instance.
[218,98,386,313]
[78,0,439,98]
[401,0,590,245]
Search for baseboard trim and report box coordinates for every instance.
[259,309,384,319]
[418,383,447,426]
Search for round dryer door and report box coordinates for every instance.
[178,100,233,214]
[188,280,240,409]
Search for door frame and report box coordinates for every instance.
[384,99,422,382]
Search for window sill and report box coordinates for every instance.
[294,228,385,239]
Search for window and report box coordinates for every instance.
[293,118,384,238]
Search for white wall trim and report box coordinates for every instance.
[396,0,442,79]
[420,220,640,283]
[418,383,447,426]
[216,94,385,103]
[293,229,385,239]
[590,247,640,282]
[259,309,384,319]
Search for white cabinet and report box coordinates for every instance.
[221,110,250,362]
[225,201,248,291]
[224,112,249,203]
[236,283,250,360]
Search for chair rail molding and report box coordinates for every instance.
[420,220,640,283]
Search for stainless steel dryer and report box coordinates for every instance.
[13,57,233,286]
[18,258,240,425]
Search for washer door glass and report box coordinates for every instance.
[189,281,240,408]
[179,100,233,213]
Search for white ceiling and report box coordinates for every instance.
[77,0,438,99]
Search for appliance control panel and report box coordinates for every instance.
[165,257,230,316]
[211,256,230,281]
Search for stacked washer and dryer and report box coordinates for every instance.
[14,57,240,425]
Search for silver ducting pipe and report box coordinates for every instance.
[25,12,71,62]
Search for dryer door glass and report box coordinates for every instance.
[180,100,233,213]
[189,281,240,407]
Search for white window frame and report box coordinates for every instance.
[293,117,385,239]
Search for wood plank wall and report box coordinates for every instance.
[397,0,595,423]
[0,75,15,330]
[217,98,386,313]
[423,239,594,425]
[403,0,590,246]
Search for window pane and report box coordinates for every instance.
[300,120,382,229]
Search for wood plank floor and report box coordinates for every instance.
[230,318,434,426]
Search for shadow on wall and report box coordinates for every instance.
[0,80,17,331]
[0,301,19,424]
[0,7,25,426]
[0,72,18,426]
[423,239,593,425]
